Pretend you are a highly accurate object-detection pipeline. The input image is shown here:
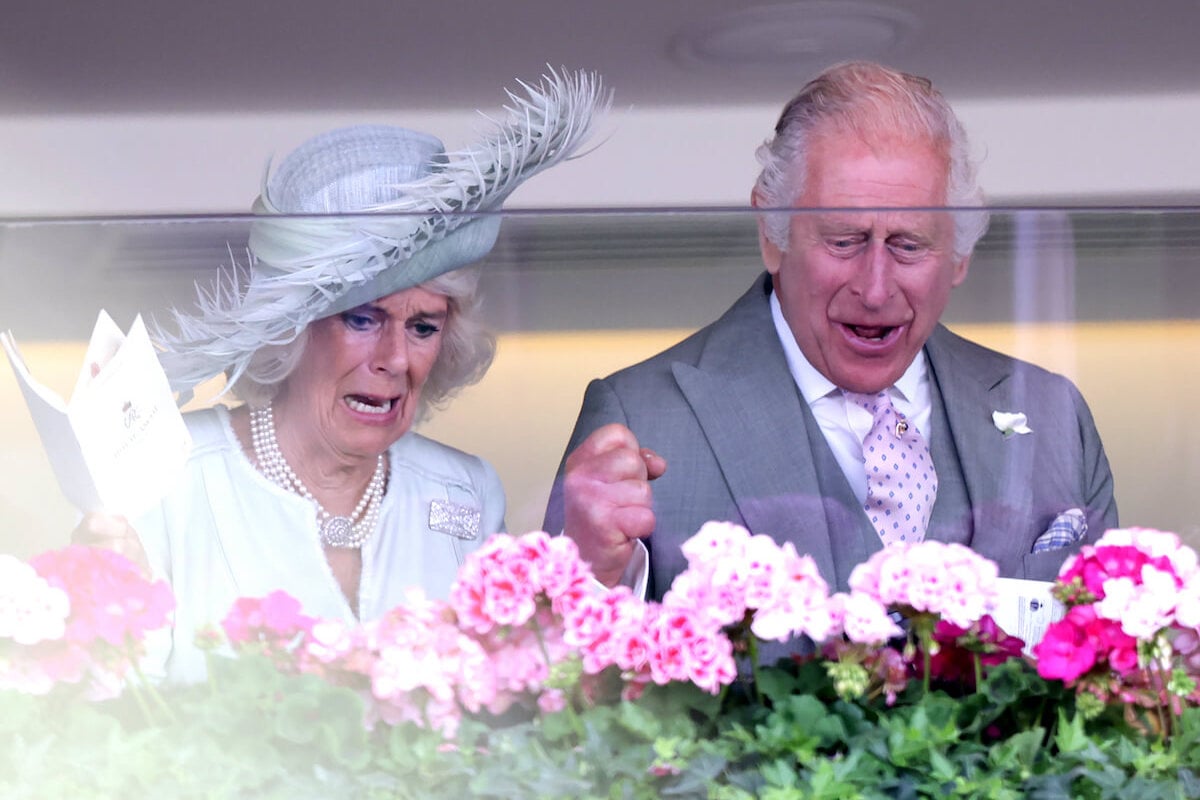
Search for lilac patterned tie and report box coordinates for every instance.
[845,391,937,546]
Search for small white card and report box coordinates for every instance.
[991,577,1065,655]
[2,310,191,519]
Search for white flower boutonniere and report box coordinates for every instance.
[992,410,1032,438]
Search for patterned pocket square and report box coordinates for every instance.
[1032,508,1087,553]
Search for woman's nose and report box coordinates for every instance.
[371,329,408,373]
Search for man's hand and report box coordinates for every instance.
[562,423,666,587]
[71,512,151,576]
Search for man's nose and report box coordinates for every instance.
[850,242,895,308]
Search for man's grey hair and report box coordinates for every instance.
[754,61,989,260]
[231,265,495,420]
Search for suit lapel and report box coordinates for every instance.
[925,326,1035,547]
[669,275,839,584]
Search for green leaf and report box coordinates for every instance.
[754,665,800,705]
[1053,709,1091,754]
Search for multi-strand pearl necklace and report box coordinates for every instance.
[249,404,387,549]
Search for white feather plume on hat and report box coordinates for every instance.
[156,68,609,397]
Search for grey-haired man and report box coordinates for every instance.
[545,61,1117,600]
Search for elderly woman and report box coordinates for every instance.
[77,70,607,682]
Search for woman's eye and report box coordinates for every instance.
[341,312,377,331]
[411,320,442,339]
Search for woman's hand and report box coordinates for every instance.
[71,512,151,575]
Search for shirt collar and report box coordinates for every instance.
[769,289,928,406]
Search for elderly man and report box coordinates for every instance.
[545,61,1117,599]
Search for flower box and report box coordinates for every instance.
[3,525,1200,797]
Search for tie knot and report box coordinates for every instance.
[845,390,893,418]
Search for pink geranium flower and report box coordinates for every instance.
[849,541,1000,629]
[562,585,647,675]
[31,546,174,649]
[449,531,593,635]
[222,590,315,646]
[639,604,736,694]
[665,522,838,645]
[828,591,903,646]
[1,546,174,697]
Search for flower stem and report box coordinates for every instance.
[1149,661,1171,741]
[905,614,938,695]
[203,649,219,698]
[125,679,157,726]
[130,660,176,724]
[747,635,763,705]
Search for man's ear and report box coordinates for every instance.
[753,188,783,275]
[951,255,971,287]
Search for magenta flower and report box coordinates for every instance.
[1055,528,1200,642]
[928,615,1024,686]
[1034,608,1099,682]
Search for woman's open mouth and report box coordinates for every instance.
[345,395,397,415]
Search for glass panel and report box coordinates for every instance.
[2,207,1198,556]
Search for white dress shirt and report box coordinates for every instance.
[769,291,934,505]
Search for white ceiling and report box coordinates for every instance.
[4,0,1199,115]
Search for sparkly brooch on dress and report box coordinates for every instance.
[428,500,481,540]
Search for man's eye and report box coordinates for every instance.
[889,240,929,260]
[827,236,863,252]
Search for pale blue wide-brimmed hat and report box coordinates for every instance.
[157,68,608,394]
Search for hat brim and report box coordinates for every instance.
[154,68,608,396]
[318,214,501,317]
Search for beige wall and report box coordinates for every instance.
[5,321,1197,557]
[2,92,1200,216]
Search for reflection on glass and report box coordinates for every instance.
[2,208,1199,556]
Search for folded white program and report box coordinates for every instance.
[992,577,1067,655]
[2,310,191,519]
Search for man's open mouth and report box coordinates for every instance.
[848,324,897,342]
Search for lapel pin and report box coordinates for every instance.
[992,410,1033,438]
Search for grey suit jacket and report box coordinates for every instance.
[546,273,1118,599]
